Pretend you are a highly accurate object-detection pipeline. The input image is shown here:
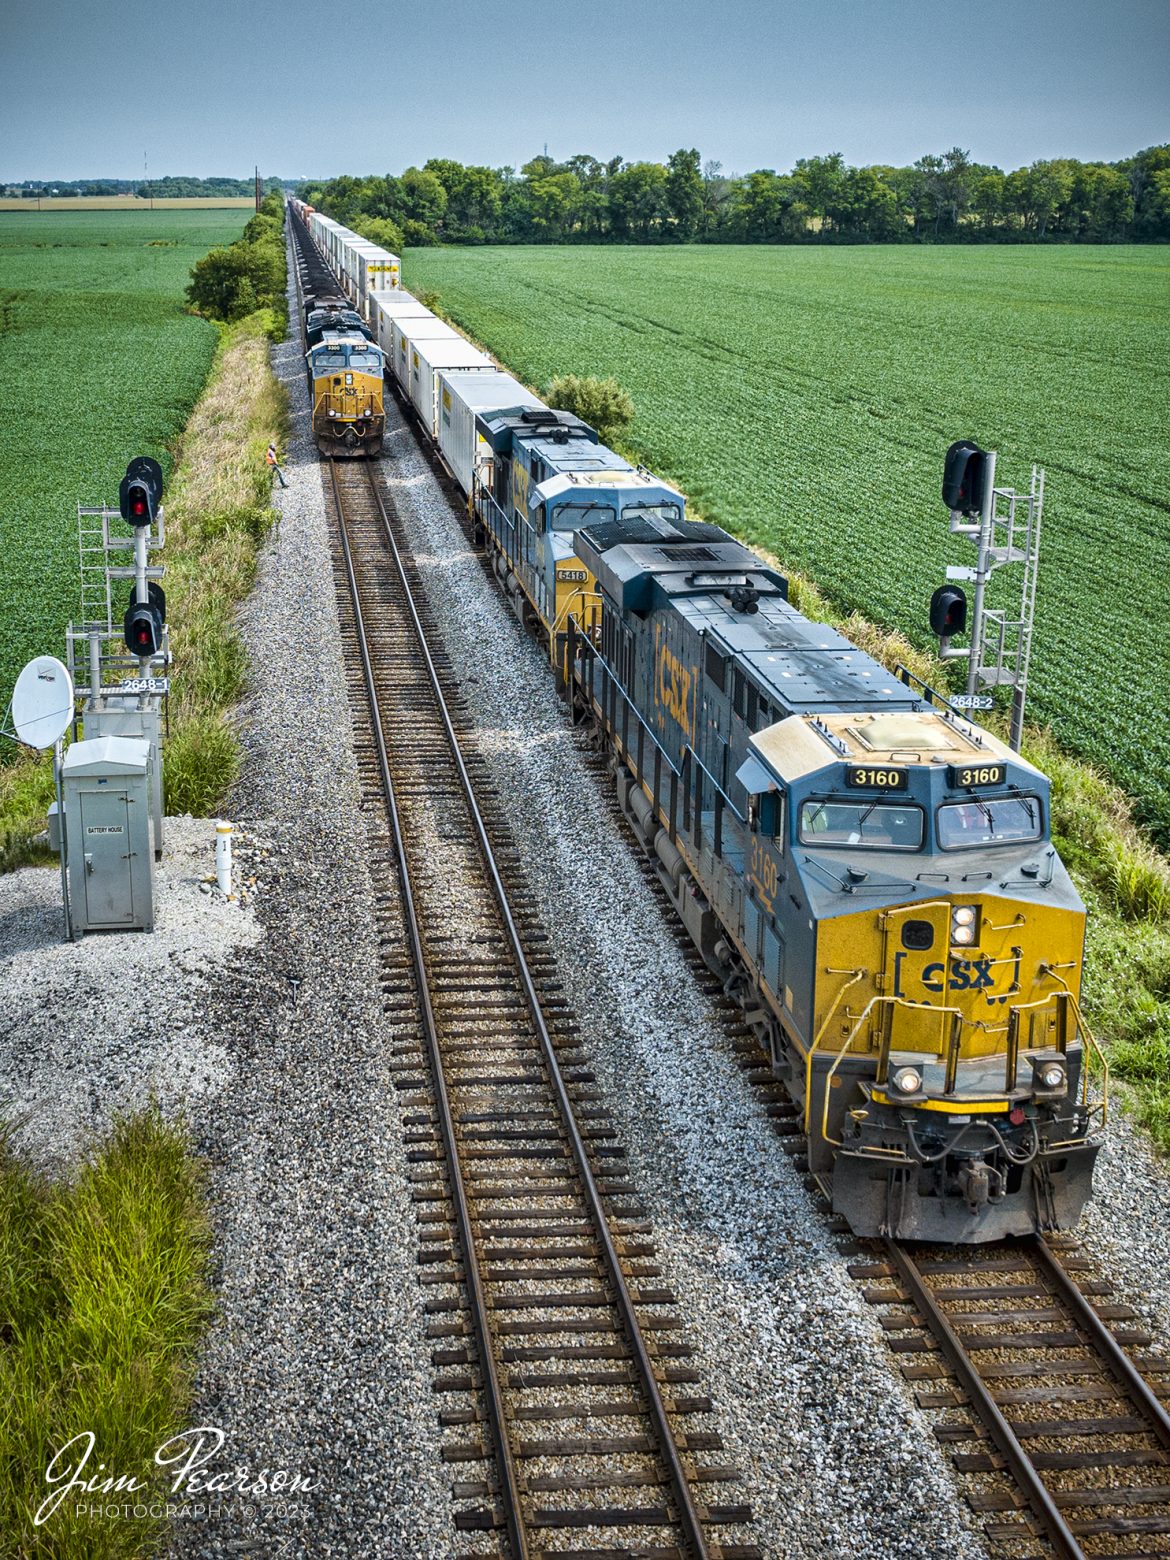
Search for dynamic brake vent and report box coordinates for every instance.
[663,545,718,562]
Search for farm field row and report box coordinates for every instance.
[404,244,1170,837]
[0,209,249,705]
[0,197,256,210]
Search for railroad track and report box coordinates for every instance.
[851,1235,1170,1558]
[325,453,759,1559]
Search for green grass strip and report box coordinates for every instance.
[0,1108,214,1556]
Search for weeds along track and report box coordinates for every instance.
[324,455,759,1560]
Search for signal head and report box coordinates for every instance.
[123,601,164,659]
[942,439,988,516]
[929,583,968,639]
[119,456,163,526]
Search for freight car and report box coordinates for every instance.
[286,200,1103,1241]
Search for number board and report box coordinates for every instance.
[844,765,908,792]
[949,762,1007,788]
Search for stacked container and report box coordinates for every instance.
[436,372,545,495]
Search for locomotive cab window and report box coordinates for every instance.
[625,501,682,525]
[750,790,785,838]
[799,799,924,850]
[551,502,617,531]
[313,351,346,370]
[347,350,381,373]
[937,795,1043,849]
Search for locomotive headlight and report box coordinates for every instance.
[951,905,978,946]
[1031,1055,1068,1098]
[890,1065,924,1096]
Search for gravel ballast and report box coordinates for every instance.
[163,290,454,1558]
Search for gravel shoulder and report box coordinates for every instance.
[165,290,453,1558]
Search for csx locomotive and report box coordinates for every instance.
[303,327,385,457]
[288,201,1103,1242]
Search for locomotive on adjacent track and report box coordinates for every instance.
[286,198,1105,1243]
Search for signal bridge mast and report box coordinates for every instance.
[930,442,1044,752]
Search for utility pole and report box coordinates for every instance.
[255,165,261,212]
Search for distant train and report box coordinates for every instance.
[286,197,1103,1243]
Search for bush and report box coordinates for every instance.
[352,213,404,253]
[402,219,438,247]
[545,374,635,445]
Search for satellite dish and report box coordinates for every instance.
[12,656,74,750]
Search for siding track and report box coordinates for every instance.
[326,453,759,1559]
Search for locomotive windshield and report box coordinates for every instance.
[346,349,382,372]
[312,350,346,370]
[625,501,683,525]
[550,501,617,529]
[800,799,923,850]
[938,796,1042,849]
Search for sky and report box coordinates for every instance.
[2,0,1167,181]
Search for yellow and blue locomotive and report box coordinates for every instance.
[471,405,686,675]
[569,511,1101,1242]
[305,329,385,457]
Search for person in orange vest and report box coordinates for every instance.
[266,441,287,488]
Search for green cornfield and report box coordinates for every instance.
[0,210,249,709]
[404,244,1170,838]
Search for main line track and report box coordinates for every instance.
[325,453,758,1559]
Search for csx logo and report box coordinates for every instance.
[923,957,994,992]
[657,644,694,733]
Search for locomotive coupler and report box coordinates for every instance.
[957,1156,1004,1212]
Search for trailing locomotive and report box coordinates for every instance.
[286,200,1103,1242]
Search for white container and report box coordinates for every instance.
[370,291,435,354]
[411,338,493,437]
[392,317,459,391]
[437,371,545,497]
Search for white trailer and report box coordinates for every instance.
[410,339,494,437]
[391,317,459,392]
[369,290,435,355]
[436,371,546,497]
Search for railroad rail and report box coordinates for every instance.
[324,452,758,1558]
[851,1235,1170,1558]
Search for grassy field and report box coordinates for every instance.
[405,244,1170,839]
[0,197,255,210]
[0,209,249,712]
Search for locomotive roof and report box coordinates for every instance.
[749,709,1039,784]
[530,438,628,470]
[576,509,922,718]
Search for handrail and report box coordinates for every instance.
[819,994,966,1147]
[803,969,867,1131]
[816,987,1105,1146]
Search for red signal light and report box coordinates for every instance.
[118,457,162,526]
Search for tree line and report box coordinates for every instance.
[7,176,282,198]
[299,145,1170,247]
